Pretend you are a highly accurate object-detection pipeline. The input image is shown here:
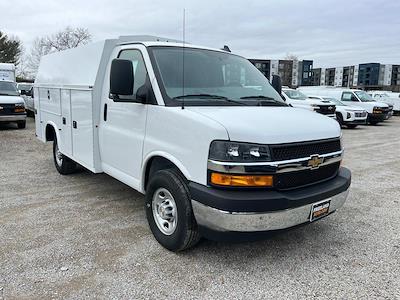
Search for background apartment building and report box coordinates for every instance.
[249,59,313,87]
[311,63,400,91]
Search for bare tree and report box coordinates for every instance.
[27,27,91,78]
[45,27,91,52]
[284,53,299,61]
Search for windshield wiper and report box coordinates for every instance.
[240,95,287,106]
[173,94,250,106]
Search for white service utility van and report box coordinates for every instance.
[298,87,392,125]
[306,96,367,128]
[35,36,351,251]
[281,88,336,118]
[367,91,400,115]
[0,63,16,82]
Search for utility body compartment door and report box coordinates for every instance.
[71,89,94,169]
[60,89,73,157]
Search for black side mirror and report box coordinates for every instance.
[110,59,134,101]
[20,90,26,95]
[271,75,282,95]
[26,89,32,97]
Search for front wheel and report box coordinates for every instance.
[53,137,77,175]
[145,169,200,251]
[346,124,358,129]
[17,120,26,129]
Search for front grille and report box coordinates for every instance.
[0,104,16,115]
[315,105,336,115]
[270,139,341,161]
[275,162,340,190]
[355,111,367,118]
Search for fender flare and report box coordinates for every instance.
[141,151,191,192]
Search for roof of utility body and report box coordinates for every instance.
[34,35,236,87]
[0,63,15,70]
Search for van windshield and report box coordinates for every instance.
[283,90,308,100]
[149,46,286,106]
[0,81,19,96]
[355,91,374,102]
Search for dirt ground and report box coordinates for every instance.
[1,117,399,299]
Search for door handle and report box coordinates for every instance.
[104,103,108,121]
[73,121,77,129]
[62,117,66,125]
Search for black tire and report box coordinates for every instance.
[53,137,77,175]
[346,124,358,129]
[336,113,344,127]
[17,120,26,129]
[145,169,200,251]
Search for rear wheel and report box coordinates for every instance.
[53,137,77,175]
[145,169,200,251]
[17,120,26,129]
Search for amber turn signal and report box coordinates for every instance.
[210,172,273,187]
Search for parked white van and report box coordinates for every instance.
[281,88,336,118]
[35,36,351,251]
[298,87,392,125]
[306,96,367,128]
[367,91,400,115]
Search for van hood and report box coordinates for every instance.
[187,106,341,144]
[0,95,25,104]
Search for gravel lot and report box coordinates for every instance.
[1,117,399,299]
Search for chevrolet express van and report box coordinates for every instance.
[34,36,351,251]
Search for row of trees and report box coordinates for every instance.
[0,27,92,80]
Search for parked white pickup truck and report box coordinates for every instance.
[34,36,351,251]
[299,87,392,125]
[367,91,400,115]
[281,88,336,118]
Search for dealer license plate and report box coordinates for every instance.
[310,200,331,222]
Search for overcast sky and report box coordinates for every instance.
[2,0,399,67]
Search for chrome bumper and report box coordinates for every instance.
[192,189,349,232]
[0,115,26,122]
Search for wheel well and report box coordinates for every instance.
[144,156,183,191]
[45,124,56,141]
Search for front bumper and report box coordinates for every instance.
[343,119,367,125]
[368,113,386,123]
[0,114,26,122]
[190,167,351,233]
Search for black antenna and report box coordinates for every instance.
[181,8,186,109]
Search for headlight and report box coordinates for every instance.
[209,141,271,162]
[14,103,25,113]
[347,112,351,119]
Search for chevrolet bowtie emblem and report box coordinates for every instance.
[308,155,324,169]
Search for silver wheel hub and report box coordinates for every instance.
[152,188,177,235]
[55,143,63,166]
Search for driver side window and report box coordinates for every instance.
[342,92,357,101]
[118,49,148,99]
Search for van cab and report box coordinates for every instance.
[298,87,392,125]
[34,36,351,251]
[281,88,336,118]
[0,81,27,128]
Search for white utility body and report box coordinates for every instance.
[35,36,351,251]
[298,86,392,125]
[0,63,16,82]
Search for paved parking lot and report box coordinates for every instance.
[1,117,399,299]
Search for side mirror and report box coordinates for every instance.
[271,75,282,95]
[26,89,32,97]
[110,59,134,101]
[20,90,26,95]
